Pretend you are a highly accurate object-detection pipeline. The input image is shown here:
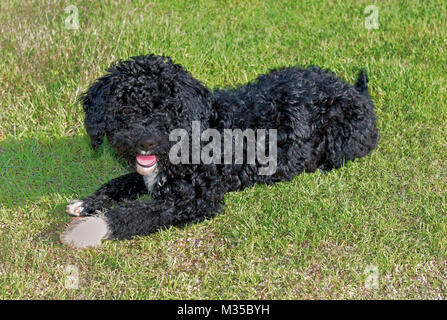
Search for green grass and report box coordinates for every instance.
[1,0,446,299]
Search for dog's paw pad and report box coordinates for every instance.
[66,200,84,216]
[60,216,109,249]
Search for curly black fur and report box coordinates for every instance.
[69,54,378,242]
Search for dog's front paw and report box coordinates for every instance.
[66,199,84,216]
[60,216,110,249]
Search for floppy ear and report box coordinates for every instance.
[80,74,112,149]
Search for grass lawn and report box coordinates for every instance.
[0,0,446,299]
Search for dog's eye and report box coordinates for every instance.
[121,107,133,115]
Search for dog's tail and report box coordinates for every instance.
[354,69,370,97]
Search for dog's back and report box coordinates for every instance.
[213,66,379,184]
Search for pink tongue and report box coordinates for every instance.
[136,155,157,167]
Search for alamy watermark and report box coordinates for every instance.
[169,121,277,175]
[64,5,79,30]
[364,265,380,290]
[364,5,379,30]
[64,265,79,290]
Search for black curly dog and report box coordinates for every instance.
[61,54,378,248]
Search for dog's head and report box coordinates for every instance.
[80,54,211,175]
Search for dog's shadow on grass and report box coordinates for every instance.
[0,135,128,242]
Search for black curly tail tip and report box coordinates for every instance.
[355,69,369,97]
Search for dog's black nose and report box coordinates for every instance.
[138,139,157,152]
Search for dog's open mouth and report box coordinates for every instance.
[135,155,157,175]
